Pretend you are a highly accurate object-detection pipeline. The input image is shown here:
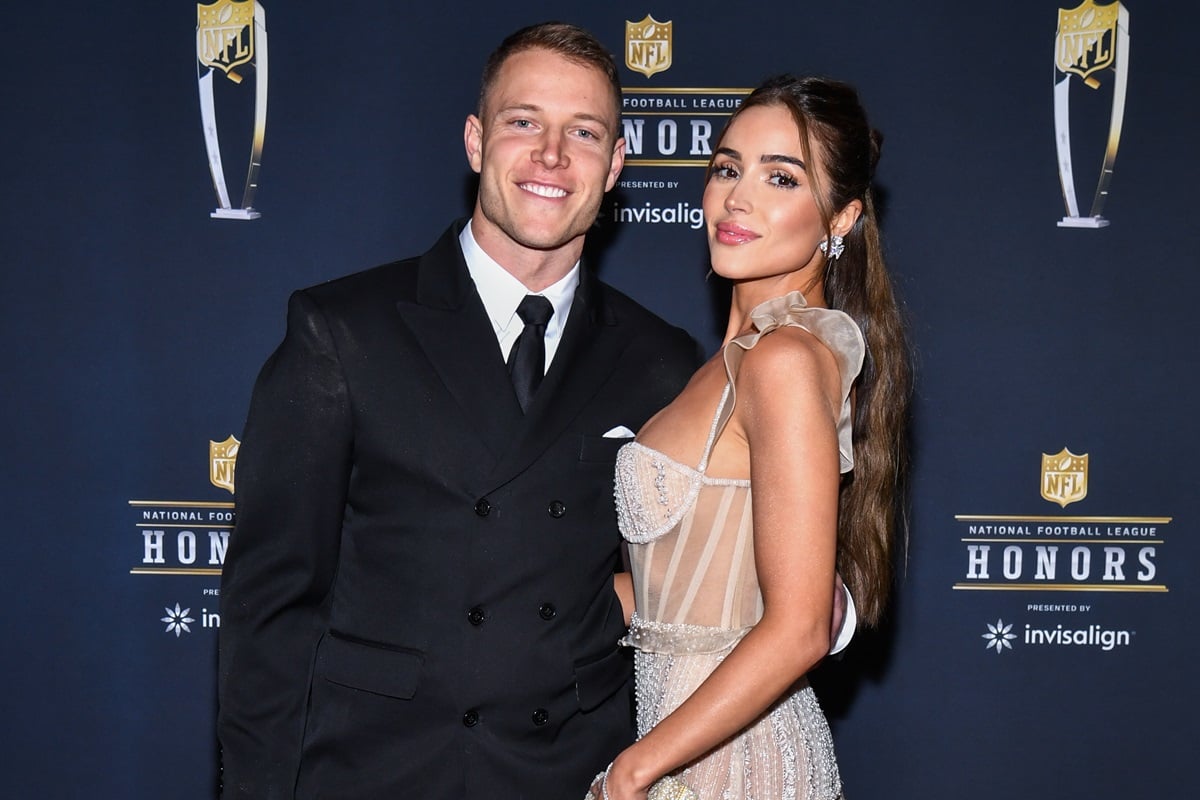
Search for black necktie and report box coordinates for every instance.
[507,294,554,412]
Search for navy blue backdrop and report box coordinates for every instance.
[2,1,1194,797]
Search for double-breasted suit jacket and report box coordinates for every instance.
[218,223,699,798]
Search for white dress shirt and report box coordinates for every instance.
[460,221,578,373]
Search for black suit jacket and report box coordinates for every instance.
[218,223,698,799]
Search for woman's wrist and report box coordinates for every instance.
[609,747,658,796]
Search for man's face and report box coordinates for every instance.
[465,48,624,264]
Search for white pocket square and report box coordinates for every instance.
[602,425,636,439]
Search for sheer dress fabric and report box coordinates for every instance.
[614,291,864,799]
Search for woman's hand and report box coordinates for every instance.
[585,754,652,800]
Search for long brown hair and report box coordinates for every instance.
[717,76,911,626]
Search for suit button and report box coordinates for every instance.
[538,603,557,621]
[547,500,566,518]
[532,708,550,726]
[467,606,485,626]
[474,498,491,517]
[462,709,480,727]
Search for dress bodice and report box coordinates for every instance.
[614,290,865,633]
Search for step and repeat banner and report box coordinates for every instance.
[2,1,1193,797]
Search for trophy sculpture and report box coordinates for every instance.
[197,0,268,220]
[1054,1,1129,228]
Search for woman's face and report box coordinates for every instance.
[702,104,827,285]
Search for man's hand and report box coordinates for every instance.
[831,574,847,644]
[828,574,856,656]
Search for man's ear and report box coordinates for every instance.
[605,137,627,192]
[464,115,483,174]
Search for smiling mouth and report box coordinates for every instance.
[714,223,759,244]
[519,182,568,199]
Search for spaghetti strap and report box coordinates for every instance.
[695,383,733,475]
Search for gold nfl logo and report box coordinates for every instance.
[1055,0,1121,88]
[625,15,672,78]
[197,0,256,80]
[210,435,241,495]
[1040,448,1088,508]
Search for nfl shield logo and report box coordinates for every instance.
[1055,0,1121,84]
[1041,448,1088,508]
[625,15,672,78]
[197,0,257,75]
[210,435,241,494]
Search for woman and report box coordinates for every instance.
[588,75,909,799]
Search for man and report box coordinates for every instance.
[218,23,700,798]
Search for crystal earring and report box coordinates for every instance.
[818,234,845,260]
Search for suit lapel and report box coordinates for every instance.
[395,225,524,463]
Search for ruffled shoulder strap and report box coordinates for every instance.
[713,290,865,473]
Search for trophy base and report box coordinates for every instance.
[1057,216,1109,229]
[211,207,262,220]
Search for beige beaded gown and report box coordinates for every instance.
[614,291,864,800]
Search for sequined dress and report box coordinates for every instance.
[614,292,864,800]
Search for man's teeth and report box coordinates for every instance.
[521,183,567,198]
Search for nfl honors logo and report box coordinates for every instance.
[210,435,240,494]
[625,15,672,78]
[1041,447,1088,508]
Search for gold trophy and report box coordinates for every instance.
[197,0,268,219]
[1054,1,1129,228]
